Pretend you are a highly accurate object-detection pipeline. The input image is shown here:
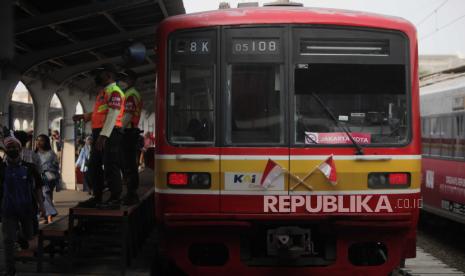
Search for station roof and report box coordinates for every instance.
[13,0,185,107]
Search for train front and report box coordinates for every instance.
[154,8,420,276]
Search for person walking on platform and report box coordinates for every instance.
[0,137,44,276]
[35,134,59,223]
[14,131,42,235]
[119,70,143,205]
[75,136,93,194]
[73,64,125,208]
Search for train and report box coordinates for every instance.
[420,69,465,224]
[153,5,420,275]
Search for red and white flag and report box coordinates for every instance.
[317,155,337,185]
[260,159,285,188]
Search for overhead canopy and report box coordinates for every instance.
[12,0,185,109]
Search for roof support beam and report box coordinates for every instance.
[103,12,125,32]
[16,26,155,73]
[51,49,155,84]
[16,0,155,34]
[158,0,168,18]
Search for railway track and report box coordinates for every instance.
[397,247,465,276]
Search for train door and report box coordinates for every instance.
[220,27,289,213]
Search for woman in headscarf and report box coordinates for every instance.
[35,134,59,224]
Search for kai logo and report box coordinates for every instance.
[225,172,283,191]
[234,174,257,184]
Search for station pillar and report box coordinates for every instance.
[27,80,56,136]
[57,88,80,190]
[0,68,20,129]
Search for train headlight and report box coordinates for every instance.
[167,172,211,189]
[368,172,410,189]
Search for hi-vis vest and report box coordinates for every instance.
[124,87,143,128]
[91,83,125,129]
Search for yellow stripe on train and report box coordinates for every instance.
[155,158,420,191]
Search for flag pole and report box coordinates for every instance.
[289,166,318,191]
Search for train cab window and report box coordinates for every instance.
[225,64,284,145]
[294,63,408,146]
[167,30,216,145]
[168,65,214,144]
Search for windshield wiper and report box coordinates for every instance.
[311,93,364,155]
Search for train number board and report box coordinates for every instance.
[232,39,280,55]
[175,39,211,55]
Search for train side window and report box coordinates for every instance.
[421,117,430,156]
[430,117,441,156]
[441,116,453,158]
[457,115,465,159]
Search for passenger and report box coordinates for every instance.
[75,136,93,195]
[13,131,41,170]
[139,132,155,171]
[119,70,143,205]
[14,131,42,235]
[25,130,34,150]
[0,136,44,276]
[35,134,59,224]
[72,64,125,208]
[50,130,61,156]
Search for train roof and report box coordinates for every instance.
[421,74,465,96]
[420,72,465,116]
[421,65,465,95]
[160,7,416,36]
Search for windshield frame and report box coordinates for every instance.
[165,25,412,148]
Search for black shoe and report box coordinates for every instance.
[77,197,101,208]
[97,198,121,210]
[122,194,140,206]
[3,269,16,276]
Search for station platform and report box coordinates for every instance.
[0,169,157,276]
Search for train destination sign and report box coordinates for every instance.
[175,39,211,54]
[232,39,280,55]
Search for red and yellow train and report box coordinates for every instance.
[154,6,420,275]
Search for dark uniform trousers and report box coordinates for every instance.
[122,128,140,195]
[88,128,123,201]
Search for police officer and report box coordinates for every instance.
[73,64,125,208]
[119,70,143,205]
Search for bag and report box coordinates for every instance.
[44,171,57,181]
[2,164,34,217]
[55,178,65,192]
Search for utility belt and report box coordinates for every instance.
[124,127,141,133]
[92,127,124,137]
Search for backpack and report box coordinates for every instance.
[1,162,34,217]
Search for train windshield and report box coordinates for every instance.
[294,63,408,145]
[166,27,410,147]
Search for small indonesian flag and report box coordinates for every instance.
[260,159,285,188]
[317,155,337,185]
